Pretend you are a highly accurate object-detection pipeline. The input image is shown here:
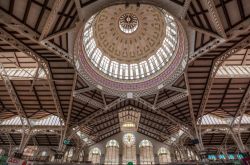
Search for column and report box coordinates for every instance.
[154,153,160,164]
[71,147,81,162]
[14,130,31,158]
[229,128,248,153]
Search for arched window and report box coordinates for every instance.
[186,148,198,160]
[158,147,171,164]
[64,148,74,162]
[175,150,182,161]
[139,140,154,164]
[89,148,101,164]
[38,151,49,161]
[123,133,136,164]
[105,140,119,164]
[23,146,37,156]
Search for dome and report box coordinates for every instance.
[75,4,188,97]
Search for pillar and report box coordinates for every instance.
[14,130,31,158]
[71,147,81,162]
[154,153,159,164]
[83,148,89,162]
[229,129,248,153]
[100,154,105,164]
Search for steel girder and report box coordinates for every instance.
[0,27,65,122]
[59,73,77,151]
[204,0,227,38]
[67,97,125,140]
[0,63,32,152]
[39,0,65,41]
[0,26,66,153]
[189,18,250,63]
[135,96,190,129]
[184,72,204,151]
[0,9,74,65]
[197,35,250,154]
[198,35,250,121]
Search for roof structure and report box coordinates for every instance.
[0,0,250,157]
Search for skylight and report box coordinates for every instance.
[0,68,46,80]
[215,65,250,78]
[83,8,178,80]
[0,115,63,126]
[198,114,250,125]
[76,130,94,145]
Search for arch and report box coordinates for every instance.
[106,139,119,148]
[64,148,74,162]
[186,148,198,161]
[158,147,171,164]
[123,133,136,164]
[139,139,153,147]
[105,140,119,164]
[23,146,38,157]
[89,147,101,164]
[139,140,154,164]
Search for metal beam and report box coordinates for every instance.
[19,130,31,153]
[155,92,188,109]
[58,73,77,151]
[67,97,125,139]
[0,64,32,153]
[42,26,76,41]
[0,63,31,128]
[73,86,95,95]
[184,72,204,151]
[229,128,246,152]
[136,97,155,109]
[0,27,65,124]
[92,123,120,137]
[188,24,222,39]
[232,83,250,125]
[104,97,125,110]
[76,97,125,126]
[197,35,250,120]
[39,0,65,41]
[204,0,227,38]
[136,97,190,129]
[74,0,84,21]
[189,18,250,63]
[0,9,74,64]
[197,35,250,152]
[180,0,191,19]
[74,93,104,109]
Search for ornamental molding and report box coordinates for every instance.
[74,5,189,97]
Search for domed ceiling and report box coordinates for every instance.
[93,5,165,63]
[75,4,188,97]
